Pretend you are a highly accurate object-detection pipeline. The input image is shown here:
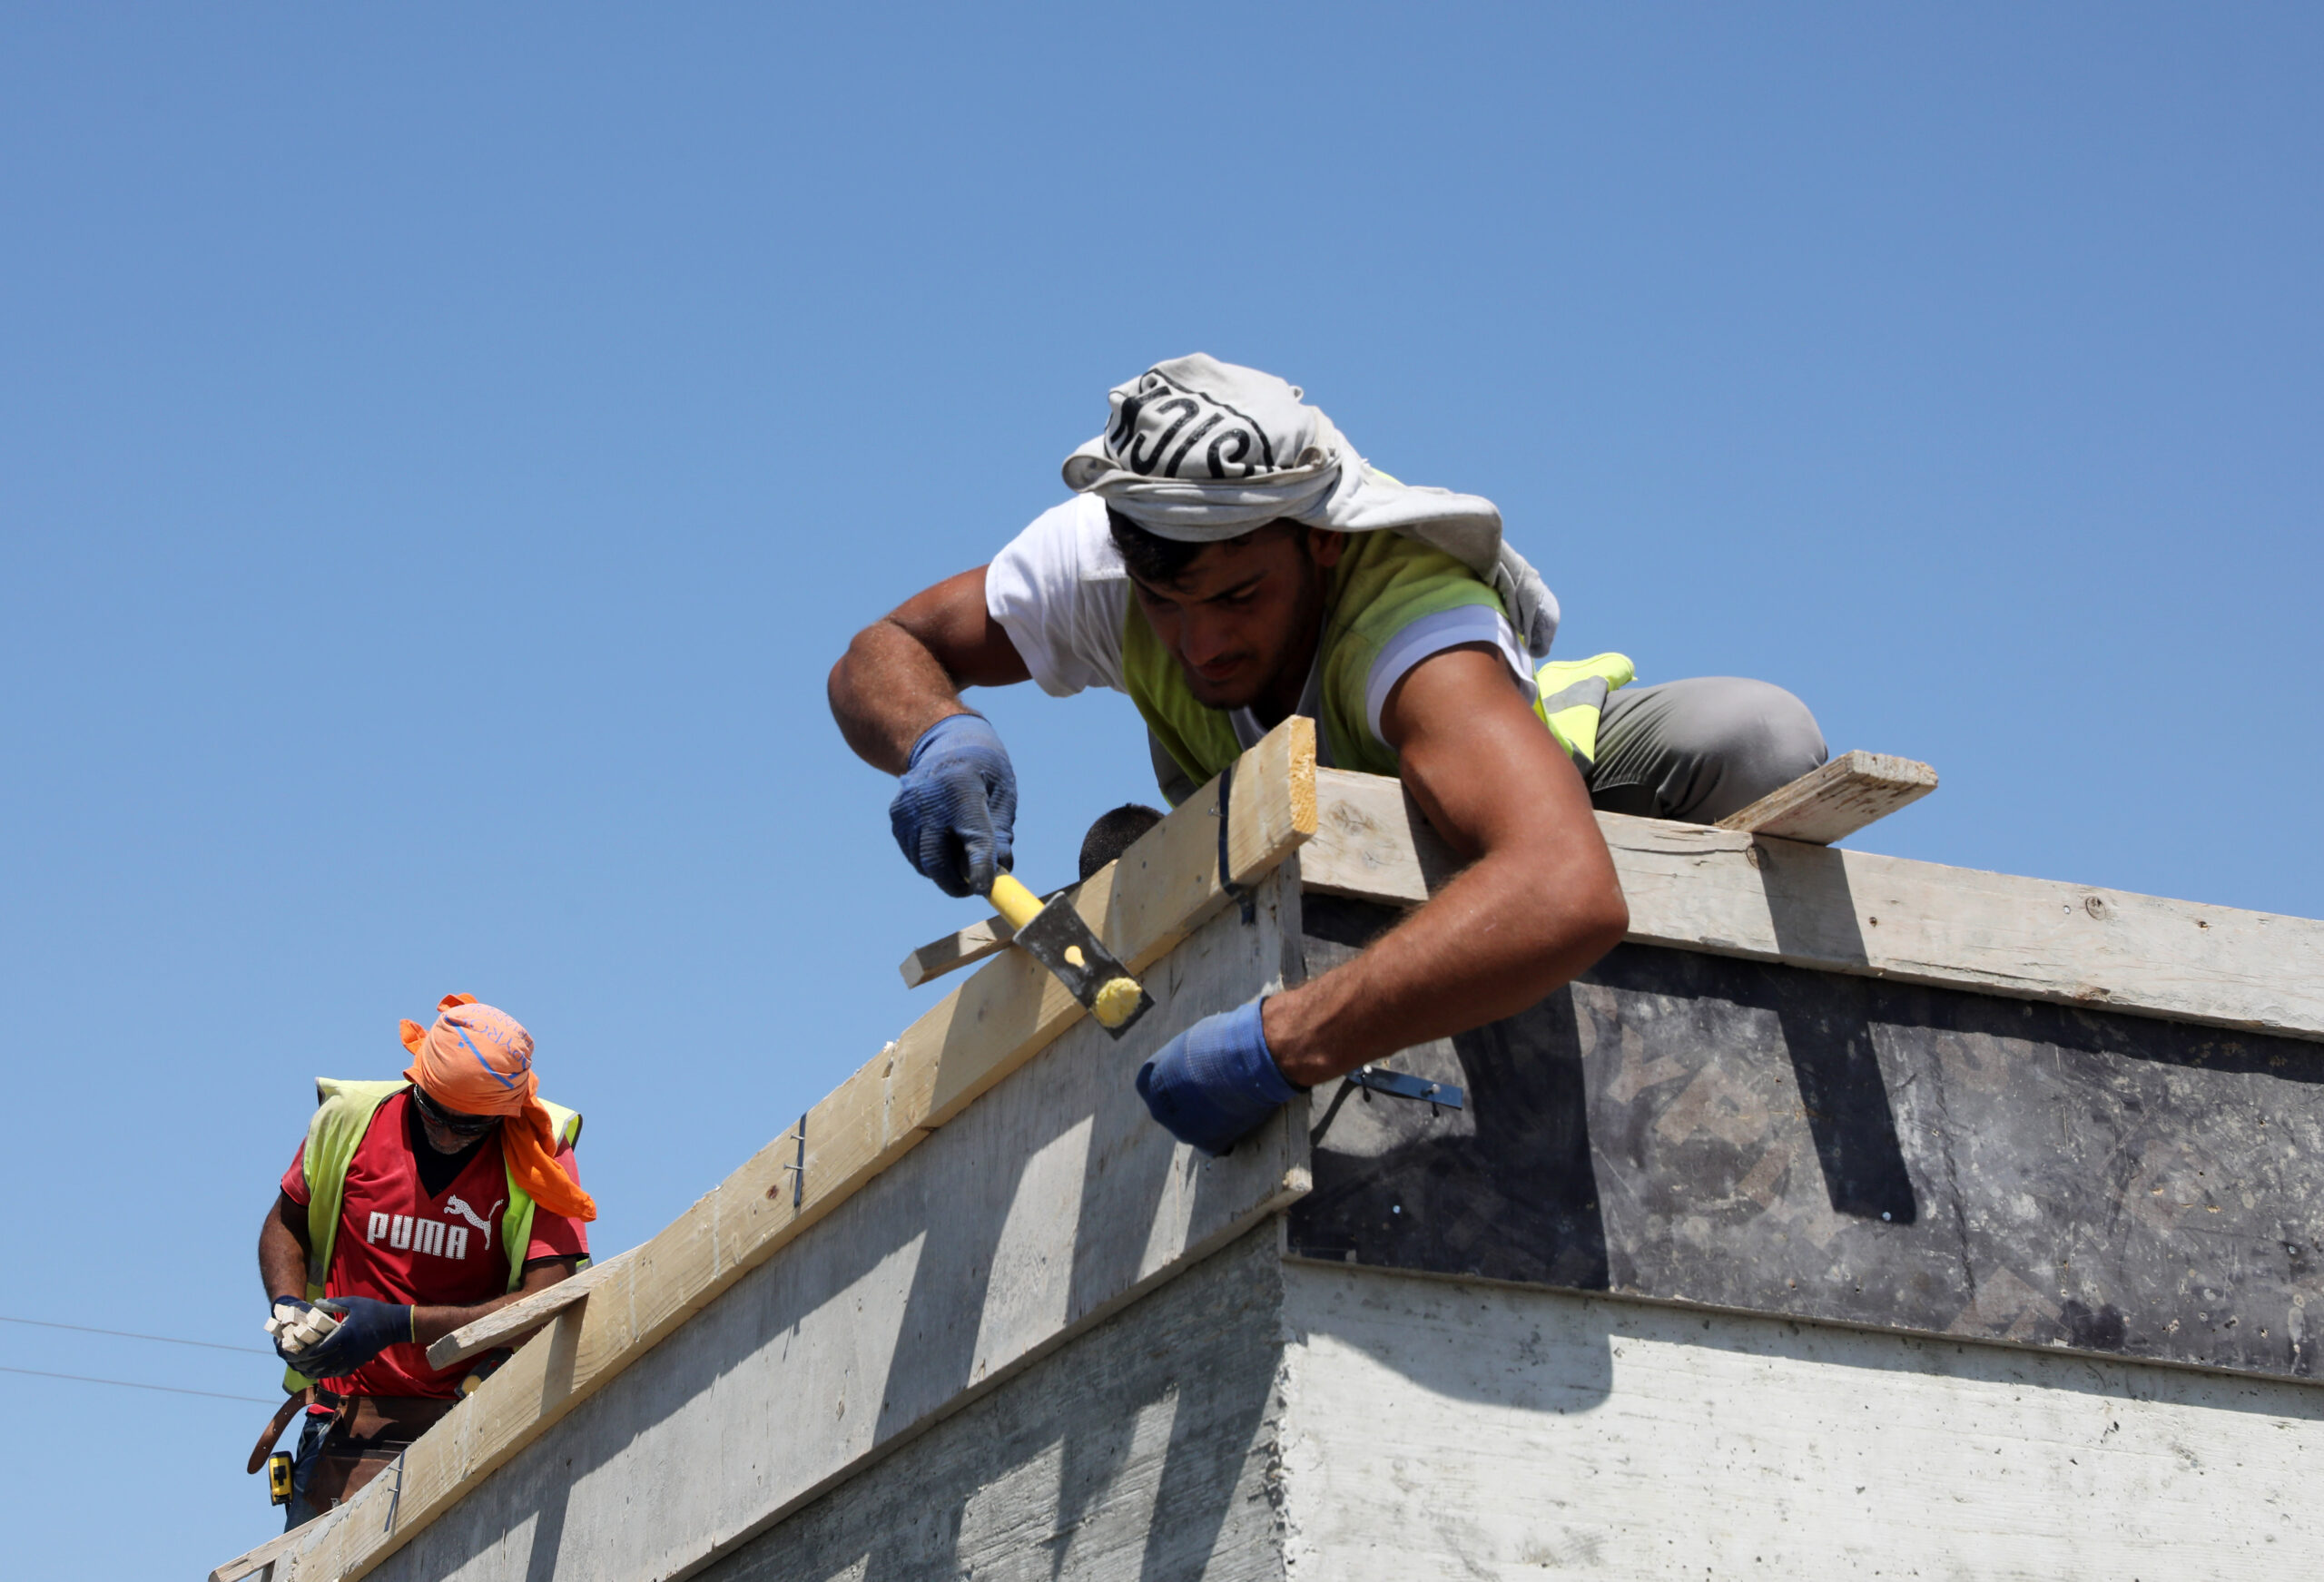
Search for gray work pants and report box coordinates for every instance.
[1585,676,1827,824]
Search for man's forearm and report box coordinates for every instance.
[409,1259,582,1351]
[1259,645,1630,1086]
[1261,839,1628,1086]
[829,618,975,773]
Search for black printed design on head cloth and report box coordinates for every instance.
[1108,372,1278,481]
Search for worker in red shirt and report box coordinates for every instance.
[252,994,596,1528]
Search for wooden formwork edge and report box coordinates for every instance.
[211,717,1319,1582]
[1301,765,2324,1044]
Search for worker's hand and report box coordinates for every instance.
[294,1296,414,1379]
[1135,1000,1301,1157]
[888,712,1018,899]
[266,1296,321,1372]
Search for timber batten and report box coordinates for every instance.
[214,744,2322,1582]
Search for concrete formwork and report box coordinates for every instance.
[215,734,2324,1582]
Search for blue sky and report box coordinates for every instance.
[2,5,2317,1574]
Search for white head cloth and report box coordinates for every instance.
[1062,354,1558,658]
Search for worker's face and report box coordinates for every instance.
[411,1087,500,1155]
[1126,525,1347,711]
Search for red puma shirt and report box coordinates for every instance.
[281,1089,589,1399]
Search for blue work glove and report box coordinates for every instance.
[888,712,1018,899]
[295,1295,415,1380]
[1135,999,1301,1157]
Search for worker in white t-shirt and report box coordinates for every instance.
[831,356,1825,1155]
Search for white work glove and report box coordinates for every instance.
[265,1298,342,1361]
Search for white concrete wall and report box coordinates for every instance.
[1277,1261,2321,1581]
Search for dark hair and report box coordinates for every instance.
[1105,506,1207,585]
[1106,506,1302,585]
[1078,803,1166,881]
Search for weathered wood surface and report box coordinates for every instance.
[342,882,1305,1582]
[1279,1263,2324,1580]
[898,915,1012,988]
[210,1528,300,1582]
[1302,766,2324,1042]
[426,1248,635,1370]
[1715,748,1938,844]
[1292,903,2324,1382]
[696,1228,1293,1582]
[896,717,1317,992]
[211,721,1318,1582]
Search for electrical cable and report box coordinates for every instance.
[0,1363,275,1403]
[0,1312,272,1355]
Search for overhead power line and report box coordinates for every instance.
[0,1364,275,1404]
[0,1312,272,1356]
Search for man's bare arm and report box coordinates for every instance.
[1261,645,1629,1085]
[259,1192,310,1300]
[410,1258,581,1351]
[828,567,1031,772]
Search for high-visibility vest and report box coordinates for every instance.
[281,1078,583,1392]
[1124,530,1517,793]
[1532,652,1636,773]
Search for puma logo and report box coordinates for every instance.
[446,1195,503,1250]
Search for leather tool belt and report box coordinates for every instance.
[247,1387,458,1512]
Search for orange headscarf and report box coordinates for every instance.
[399,994,597,1223]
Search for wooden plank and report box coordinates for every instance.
[209,1529,297,1582]
[1715,749,1938,844]
[212,717,1318,1582]
[898,916,1012,988]
[424,1249,635,1370]
[1300,768,1460,905]
[1300,767,2324,1042]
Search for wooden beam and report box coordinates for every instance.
[209,1529,296,1582]
[213,717,1318,1582]
[1300,766,2324,1043]
[1716,750,1938,844]
[425,1247,635,1371]
[898,916,1012,988]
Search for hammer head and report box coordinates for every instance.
[1013,896,1153,1038]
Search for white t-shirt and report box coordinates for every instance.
[985,495,1533,762]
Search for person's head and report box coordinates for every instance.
[1107,507,1346,711]
[397,994,597,1221]
[400,995,529,1155]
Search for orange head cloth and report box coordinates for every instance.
[399,993,596,1223]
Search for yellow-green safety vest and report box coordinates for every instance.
[281,1077,584,1392]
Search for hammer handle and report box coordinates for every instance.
[987,873,1047,933]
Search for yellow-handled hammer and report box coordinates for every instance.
[985,872,1154,1037]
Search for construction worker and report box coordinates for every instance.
[830,355,1826,1155]
[254,994,596,1529]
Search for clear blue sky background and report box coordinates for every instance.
[3,5,2317,1574]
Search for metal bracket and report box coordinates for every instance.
[1347,1066,1466,1115]
[779,1114,806,1209]
[1214,761,1256,926]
